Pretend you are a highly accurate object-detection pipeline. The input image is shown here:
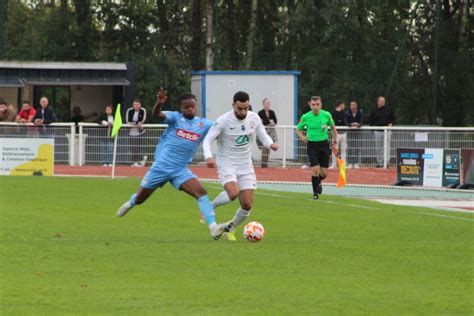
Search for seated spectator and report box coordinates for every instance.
[0,100,17,122]
[71,106,97,124]
[15,101,37,123]
[33,97,57,125]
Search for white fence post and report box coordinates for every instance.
[79,124,84,166]
[69,124,75,166]
[282,127,287,168]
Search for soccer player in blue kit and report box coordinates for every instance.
[116,89,226,240]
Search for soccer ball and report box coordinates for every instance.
[243,221,265,242]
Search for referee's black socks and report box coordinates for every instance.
[311,176,321,194]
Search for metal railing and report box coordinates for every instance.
[1,122,473,168]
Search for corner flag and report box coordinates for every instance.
[336,156,346,188]
[111,103,122,138]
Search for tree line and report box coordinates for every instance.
[2,0,473,126]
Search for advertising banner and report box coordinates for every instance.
[0,138,54,176]
[422,148,444,187]
[443,149,461,186]
[397,148,461,187]
[397,148,424,185]
[461,149,474,184]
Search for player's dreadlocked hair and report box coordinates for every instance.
[233,91,249,103]
[177,93,197,104]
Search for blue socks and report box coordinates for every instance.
[198,195,216,225]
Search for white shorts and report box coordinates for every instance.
[217,166,257,190]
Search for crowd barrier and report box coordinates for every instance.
[1,122,473,168]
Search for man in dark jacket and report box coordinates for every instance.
[369,96,395,168]
[33,97,57,136]
[330,100,348,168]
[33,97,57,125]
[257,98,278,167]
[346,101,363,168]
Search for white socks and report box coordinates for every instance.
[212,191,232,208]
[231,208,251,228]
[209,222,219,230]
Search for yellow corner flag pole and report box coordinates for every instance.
[336,156,347,188]
[111,104,123,179]
[336,156,346,188]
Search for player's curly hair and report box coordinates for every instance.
[177,93,197,104]
[233,91,249,103]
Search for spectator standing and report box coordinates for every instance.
[257,98,278,168]
[71,106,97,124]
[97,105,115,166]
[330,101,348,169]
[71,106,98,133]
[369,96,395,168]
[126,99,147,167]
[0,101,17,122]
[345,101,363,169]
[15,101,36,123]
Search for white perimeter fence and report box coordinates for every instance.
[0,122,473,168]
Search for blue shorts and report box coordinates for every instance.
[141,166,197,190]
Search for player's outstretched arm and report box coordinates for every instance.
[152,88,168,121]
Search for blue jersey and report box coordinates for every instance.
[154,111,213,169]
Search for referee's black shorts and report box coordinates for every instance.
[307,140,331,168]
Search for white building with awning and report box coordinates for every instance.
[0,61,133,121]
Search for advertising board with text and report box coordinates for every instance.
[0,138,54,176]
[397,148,460,187]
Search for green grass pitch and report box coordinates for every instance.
[1,176,473,314]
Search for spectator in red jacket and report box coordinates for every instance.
[15,101,37,123]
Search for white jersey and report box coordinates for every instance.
[203,110,274,173]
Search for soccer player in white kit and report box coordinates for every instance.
[202,91,279,239]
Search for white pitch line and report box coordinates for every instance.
[256,190,473,222]
[206,180,473,221]
[400,210,474,222]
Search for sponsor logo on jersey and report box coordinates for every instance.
[235,134,250,146]
[176,128,200,142]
